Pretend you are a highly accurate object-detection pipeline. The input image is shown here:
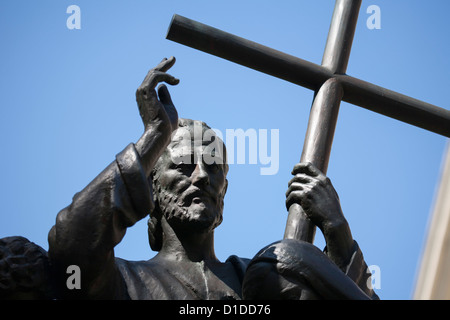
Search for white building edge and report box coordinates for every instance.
[414,141,450,299]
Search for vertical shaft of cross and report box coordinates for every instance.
[283,0,362,243]
[283,79,344,242]
[321,0,362,74]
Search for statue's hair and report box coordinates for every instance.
[147,118,228,251]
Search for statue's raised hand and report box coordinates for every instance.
[136,56,179,134]
[135,57,180,177]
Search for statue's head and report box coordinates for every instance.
[0,236,55,299]
[148,118,229,251]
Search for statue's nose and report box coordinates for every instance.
[192,162,210,187]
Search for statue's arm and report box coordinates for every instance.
[284,162,379,298]
[244,165,380,300]
[48,147,151,299]
[48,57,179,299]
[285,162,354,269]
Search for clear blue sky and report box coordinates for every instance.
[1,1,448,300]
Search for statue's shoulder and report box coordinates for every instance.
[225,255,251,283]
[115,257,161,274]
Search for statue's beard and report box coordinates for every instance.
[156,188,224,234]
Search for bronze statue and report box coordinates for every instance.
[43,57,377,299]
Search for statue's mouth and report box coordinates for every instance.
[179,187,215,206]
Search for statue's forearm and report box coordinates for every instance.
[322,218,355,270]
[135,119,172,177]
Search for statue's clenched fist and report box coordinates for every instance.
[285,162,345,232]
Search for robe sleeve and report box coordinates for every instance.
[335,241,379,299]
[48,143,153,299]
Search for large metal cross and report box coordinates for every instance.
[166,0,450,244]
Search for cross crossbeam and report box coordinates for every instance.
[166,0,450,244]
[166,13,450,138]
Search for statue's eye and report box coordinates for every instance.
[207,162,220,173]
[175,162,193,173]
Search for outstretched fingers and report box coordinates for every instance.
[149,71,179,88]
[139,71,179,93]
[154,56,176,73]
[138,57,179,94]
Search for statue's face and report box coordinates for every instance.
[154,128,228,234]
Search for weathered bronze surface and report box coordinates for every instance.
[0,0,407,300]
[1,57,378,299]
